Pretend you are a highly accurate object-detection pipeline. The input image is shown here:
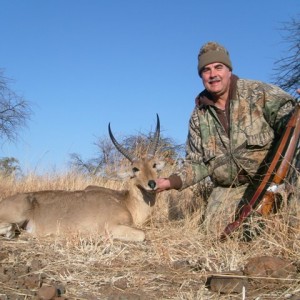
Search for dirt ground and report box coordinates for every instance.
[1,231,211,300]
[0,177,299,299]
[0,219,299,300]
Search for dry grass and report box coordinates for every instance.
[0,170,299,299]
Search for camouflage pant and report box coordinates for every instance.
[201,180,300,236]
[201,185,248,236]
[200,146,300,237]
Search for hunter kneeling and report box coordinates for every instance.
[155,41,300,238]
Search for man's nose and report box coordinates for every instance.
[209,69,218,77]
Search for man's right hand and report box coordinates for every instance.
[155,178,171,193]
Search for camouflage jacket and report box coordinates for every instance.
[177,77,295,189]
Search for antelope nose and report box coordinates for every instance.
[148,180,156,190]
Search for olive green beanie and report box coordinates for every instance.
[197,42,232,75]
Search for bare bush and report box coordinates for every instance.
[0,69,31,142]
[272,16,300,96]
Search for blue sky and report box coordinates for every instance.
[0,0,298,174]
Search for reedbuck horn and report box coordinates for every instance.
[148,114,160,158]
[108,114,160,161]
[108,123,135,162]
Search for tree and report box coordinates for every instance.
[69,135,118,176]
[272,16,300,96]
[0,69,32,141]
[70,131,184,177]
[0,157,21,177]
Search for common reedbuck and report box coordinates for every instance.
[0,115,163,242]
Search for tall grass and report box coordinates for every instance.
[0,158,299,299]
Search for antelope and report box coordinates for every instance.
[0,115,164,242]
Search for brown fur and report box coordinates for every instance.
[0,158,162,242]
[0,115,163,241]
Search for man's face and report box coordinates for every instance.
[201,62,232,97]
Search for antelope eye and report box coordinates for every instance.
[132,167,139,173]
[152,163,157,168]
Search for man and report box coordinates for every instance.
[156,41,296,234]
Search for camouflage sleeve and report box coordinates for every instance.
[261,83,295,134]
[174,108,211,190]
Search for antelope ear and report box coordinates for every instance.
[155,161,165,171]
